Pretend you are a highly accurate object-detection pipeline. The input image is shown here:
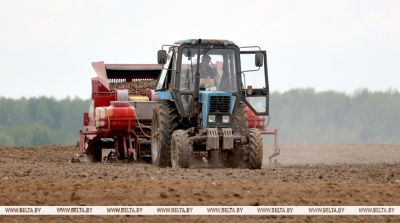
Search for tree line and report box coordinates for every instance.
[0,88,399,146]
[0,96,89,146]
[267,88,400,144]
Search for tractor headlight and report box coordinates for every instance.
[208,115,216,123]
[222,115,230,123]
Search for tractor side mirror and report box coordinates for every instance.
[255,52,264,67]
[158,50,167,64]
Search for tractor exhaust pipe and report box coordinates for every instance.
[193,39,201,103]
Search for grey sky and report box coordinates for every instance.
[1,0,399,99]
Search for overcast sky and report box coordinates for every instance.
[1,0,399,99]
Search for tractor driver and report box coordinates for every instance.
[194,54,221,89]
[198,54,216,79]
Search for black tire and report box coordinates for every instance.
[224,102,248,168]
[171,130,191,168]
[249,128,263,169]
[86,149,101,163]
[151,101,179,168]
[234,102,248,131]
[209,150,223,168]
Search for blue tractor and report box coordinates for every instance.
[151,39,272,169]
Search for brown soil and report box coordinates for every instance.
[0,144,399,223]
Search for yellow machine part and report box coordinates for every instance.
[129,95,149,102]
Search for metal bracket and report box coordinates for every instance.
[265,129,280,164]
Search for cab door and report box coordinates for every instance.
[239,50,269,116]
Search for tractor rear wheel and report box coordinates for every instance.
[249,128,263,169]
[151,101,179,168]
[171,130,191,168]
[224,102,248,168]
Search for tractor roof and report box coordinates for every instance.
[174,39,235,46]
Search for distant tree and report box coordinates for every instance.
[0,130,15,146]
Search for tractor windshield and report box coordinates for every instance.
[180,48,237,92]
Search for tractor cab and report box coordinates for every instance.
[156,39,269,119]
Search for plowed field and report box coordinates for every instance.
[0,144,399,223]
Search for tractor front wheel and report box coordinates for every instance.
[248,128,263,169]
[171,130,191,168]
